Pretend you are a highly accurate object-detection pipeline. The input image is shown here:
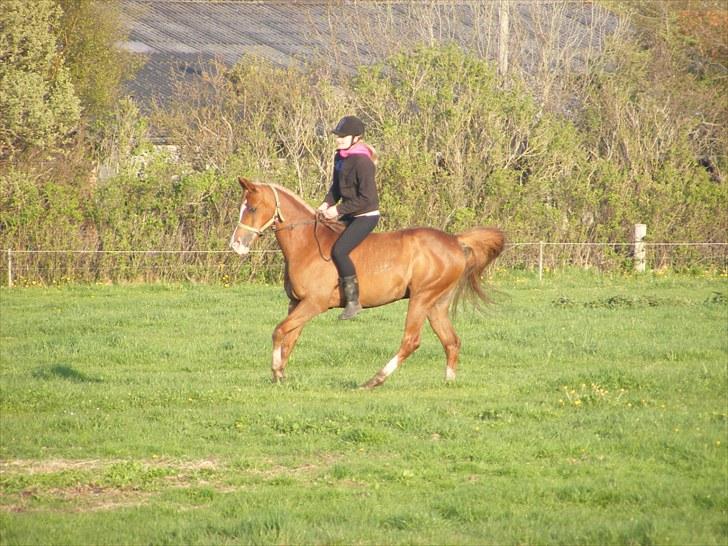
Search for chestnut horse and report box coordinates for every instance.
[230,177,504,388]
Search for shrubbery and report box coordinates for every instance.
[0,0,80,159]
[0,1,725,283]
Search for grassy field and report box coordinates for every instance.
[0,271,726,545]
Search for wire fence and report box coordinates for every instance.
[2,242,726,287]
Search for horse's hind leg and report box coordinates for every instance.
[427,299,461,381]
[361,299,430,389]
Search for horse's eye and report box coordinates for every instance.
[248,207,257,213]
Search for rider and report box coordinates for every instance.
[318,115,380,320]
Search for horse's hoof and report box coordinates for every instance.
[360,376,382,389]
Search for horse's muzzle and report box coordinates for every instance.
[230,240,250,256]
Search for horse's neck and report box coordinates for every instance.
[277,188,315,224]
[275,190,345,263]
[275,190,325,259]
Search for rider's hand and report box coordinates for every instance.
[317,202,329,212]
[323,205,339,220]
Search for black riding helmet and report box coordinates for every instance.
[331,115,364,137]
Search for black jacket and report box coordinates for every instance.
[324,152,379,216]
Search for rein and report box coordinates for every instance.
[314,214,332,262]
[274,215,334,262]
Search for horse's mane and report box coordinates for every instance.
[269,183,316,215]
[268,183,345,233]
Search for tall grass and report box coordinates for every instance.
[0,271,726,545]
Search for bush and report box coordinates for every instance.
[2,1,726,282]
[0,0,80,159]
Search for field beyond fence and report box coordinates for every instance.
[0,272,726,545]
[3,241,727,286]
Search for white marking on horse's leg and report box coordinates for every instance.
[382,355,399,377]
[272,346,283,371]
[445,367,456,381]
[362,355,399,389]
[271,345,284,382]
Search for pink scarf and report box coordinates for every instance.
[339,142,372,159]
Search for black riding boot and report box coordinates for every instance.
[339,275,363,320]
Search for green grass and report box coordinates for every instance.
[0,271,726,545]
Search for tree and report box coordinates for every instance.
[0,0,81,160]
[57,0,141,120]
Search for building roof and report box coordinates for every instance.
[119,0,619,105]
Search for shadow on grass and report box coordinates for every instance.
[32,364,103,383]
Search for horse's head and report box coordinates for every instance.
[229,177,283,256]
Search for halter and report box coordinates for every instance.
[236,185,286,236]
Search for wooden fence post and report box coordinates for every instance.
[634,224,647,272]
[538,241,544,282]
[6,249,12,288]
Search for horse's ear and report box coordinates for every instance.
[238,177,257,193]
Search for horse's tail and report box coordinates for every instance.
[453,227,505,311]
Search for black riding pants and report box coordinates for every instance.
[331,215,380,278]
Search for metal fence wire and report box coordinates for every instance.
[2,242,726,287]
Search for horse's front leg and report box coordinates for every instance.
[271,299,324,383]
[271,324,303,382]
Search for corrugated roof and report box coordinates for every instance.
[119,0,619,105]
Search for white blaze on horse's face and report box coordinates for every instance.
[229,200,252,256]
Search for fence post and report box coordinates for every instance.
[634,224,647,272]
[538,241,544,282]
[6,249,12,288]
[498,0,509,76]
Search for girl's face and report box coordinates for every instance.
[335,135,358,150]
